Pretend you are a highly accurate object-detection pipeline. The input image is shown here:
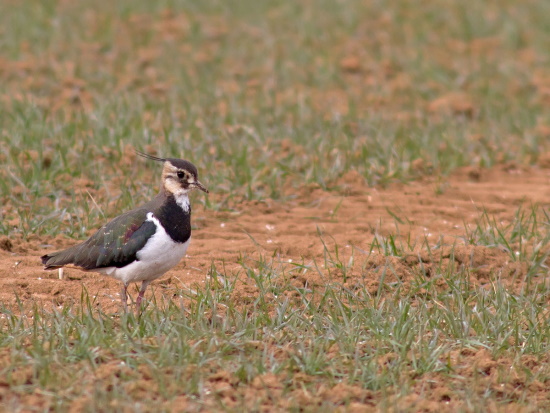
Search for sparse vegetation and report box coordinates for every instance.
[1,0,550,411]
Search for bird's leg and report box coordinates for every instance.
[135,280,151,313]
[121,284,129,312]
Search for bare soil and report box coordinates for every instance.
[2,164,549,309]
[1,164,550,411]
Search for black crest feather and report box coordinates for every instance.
[135,150,166,163]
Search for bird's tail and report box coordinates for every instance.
[41,246,80,270]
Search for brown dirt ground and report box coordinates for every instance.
[2,164,550,411]
[2,164,550,310]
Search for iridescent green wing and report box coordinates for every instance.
[71,208,157,269]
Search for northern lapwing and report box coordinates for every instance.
[41,152,208,312]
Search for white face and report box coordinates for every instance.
[161,162,208,195]
[162,164,192,194]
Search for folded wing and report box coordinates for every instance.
[42,208,157,270]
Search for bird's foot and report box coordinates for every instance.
[134,281,150,315]
[135,294,143,314]
[120,284,129,313]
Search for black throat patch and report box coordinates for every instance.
[156,195,192,243]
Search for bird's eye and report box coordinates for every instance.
[177,171,185,179]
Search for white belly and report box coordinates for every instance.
[97,213,190,285]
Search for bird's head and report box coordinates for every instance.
[137,151,209,196]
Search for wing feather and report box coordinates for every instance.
[42,208,157,270]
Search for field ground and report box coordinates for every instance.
[1,0,550,411]
[2,165,550,411]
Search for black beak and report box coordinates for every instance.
[193,181,209,193]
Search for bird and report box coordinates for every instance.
[41,151,208,313]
